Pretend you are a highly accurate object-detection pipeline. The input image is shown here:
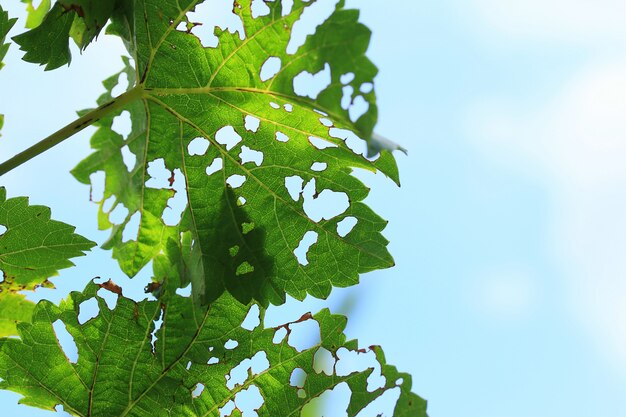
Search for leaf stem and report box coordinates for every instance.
[0,86,144,177]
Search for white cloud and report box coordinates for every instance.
[469,0,626,45]
[468,62,626,370]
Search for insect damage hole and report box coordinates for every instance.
[251,0,271,18]
[239,146,264,166]
[111,72,129,97]
[77,298,99,324]
[226,351,270,389]
[340,72,355,84]
[145,158,170,189]
[97,287,118,310]
[294,231,318,266]
[192,383,205,398]
[275,131,289,142]
[109,203,129,225]
[330,128,367,156]
[234,385,264,415]
[341,85,354,110]
[336,216,357,237]
[187,1,245,48]
[150,309,164,353]
[260,56,282,82]
[241,304,261,330]
[349,95,370,122]
[111,110,132,139]
[122,211,141,242]
[188,137,210,156]
[162,169,187,226]
[89,171,105,202]
[286,0,337,54]
[308,136,337,150]
[302,179,349,222]
[244,115,260,132]
[310,162,327,172]
[215,126,242,150]
[176,284,191,297]
[0,224,6,235]
[290,368,307,388]
[313,347,335,375]
[301,383,351,417]
[52,320,78,363]
[226,174,246,189]
[206,157,224,176]
[284,175,304,201]
[121,145,136,171]
[293,63,331,99]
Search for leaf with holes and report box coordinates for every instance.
[73,0,401,306]
[0,281,426,416]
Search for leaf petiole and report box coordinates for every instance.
[0,85,144,176]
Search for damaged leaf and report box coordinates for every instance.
[74,0,399,306]
[0,281,426,416]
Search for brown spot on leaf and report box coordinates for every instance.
[98,279,123,296]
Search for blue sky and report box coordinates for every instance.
[1,0,626,416]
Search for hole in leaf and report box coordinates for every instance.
[294,231,318,266]
[313,347,335,375]
[77,298,99,324]
[336,216,357,237]
[244,115,260,132]
[251,0,271,18]
[349,95,370,122]
[281,0,294,16]
[284,176,304,201]
[260,56,282,82]
[297,389,306,398]
[319,117,333,127]
[273,327,287,344]
[241,305,261,330]
[226,351,270,389]
[308,136,337,150]
[355,387,402,417]
[53,320,78,363]
[226,174,246,189]
[330,128,367,156]
[215,126,242,151]
[109,203,129,225]
[150,309,164,353]
[225,339,239,350]
[302,180,349,222]
[112,110,131,139]
[192,383,205,398]
[176,284,191,297]
[269,101,280,109]
[290,368,307,388]
[146,159,170,189]
[341,85,354,110]
[340,72,355,84]
[220,400,236,417]
[97,287,118,310]
[162,169,187,226]
[208,356,219,365]
[102,195,115,213]
[206,157,224,176]
[293,64,331,99]
[0,224,6,235]
[284,103,293,112]
[275,131,289,142]
[235,385,264,415]
[238,196,247,206]
[188,137,210,156]
[121,145,136,171]
[310,162,327,172]
[111,72,129,97]
[122,211,141,242]
[360,82,374,93]
[239,146,264,166]
[90,171,105,202]
[187,1,245,48]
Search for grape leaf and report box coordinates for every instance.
[21,0,52,29]
[0,187,96,291]
[12,0,121,70]
[0,280,427,416]
[73,0,400,306]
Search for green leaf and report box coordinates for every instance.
[21,0,52,29]
[0,281,427,416]
[0,292,34,338]
[0,5,16,137]
[0,187,96,291]
[74,0,399,306]
[12,0,120,70]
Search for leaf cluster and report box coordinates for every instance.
[0,1,427,415]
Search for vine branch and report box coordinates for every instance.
[0,86,143,176]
